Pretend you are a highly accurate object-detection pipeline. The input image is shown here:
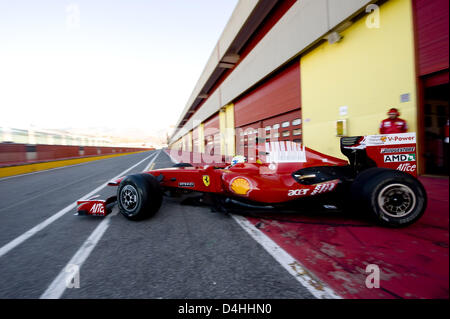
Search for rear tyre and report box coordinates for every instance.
[351,168,427,227]
[117,174,163,221]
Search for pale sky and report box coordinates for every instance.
[0,0,239,134]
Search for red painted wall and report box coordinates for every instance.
[234,62,301,128]
[203,114,220,156]
[413,0,449,76]
[262,109,302,143]
[0,144,153,167]
[235,109,302,159]
[0,144,27,164]
[203,114,220,135]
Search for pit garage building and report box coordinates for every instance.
[169,0,449,176]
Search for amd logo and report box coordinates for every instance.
[384,153,416,163]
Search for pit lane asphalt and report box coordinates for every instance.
[0,150,314,298]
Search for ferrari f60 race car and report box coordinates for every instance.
[77,133,426,227]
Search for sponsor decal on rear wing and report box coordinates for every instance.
[342,133,418,176]
[366,133,418,177]
[364,133,416,146]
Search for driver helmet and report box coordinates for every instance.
[387,108,400,116]
[231,155,246,166]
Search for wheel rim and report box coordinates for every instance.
[377,183,416,218]
[120,185,139,213]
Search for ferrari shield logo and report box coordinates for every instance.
[202,175,210,187]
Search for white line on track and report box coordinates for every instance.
[145,149,162,171]
[40,211,117,299]
[162,155,340,299]
[231,215,341,299]
[0,151,157,259]
[40,150,161,299]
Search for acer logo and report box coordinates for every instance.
[89,203,105,215]
[288,189,309,197]
[396,163,416,172]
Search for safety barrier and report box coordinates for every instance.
[0,143,153,167]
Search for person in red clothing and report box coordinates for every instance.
[379,108,408,134]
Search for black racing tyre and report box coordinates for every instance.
[173,163,193,168]
[117,174,163,221]
[351,168,427,227]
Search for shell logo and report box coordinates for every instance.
[230,177,251,195]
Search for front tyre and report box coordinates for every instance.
[117,174,163,220]
[351,168,427,227]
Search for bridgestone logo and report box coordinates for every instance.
[384,153,416,163]
[381,147,415,154]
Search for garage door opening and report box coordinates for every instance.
[423,83,449,176]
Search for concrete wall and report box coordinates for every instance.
[171,0,374,143]
[175,0,259,126]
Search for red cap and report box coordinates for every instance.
[388,108,400,116]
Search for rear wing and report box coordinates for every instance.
[341,133,417,177]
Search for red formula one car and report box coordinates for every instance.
[77,133,426,227]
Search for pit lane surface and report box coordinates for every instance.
[0,150,319,298]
